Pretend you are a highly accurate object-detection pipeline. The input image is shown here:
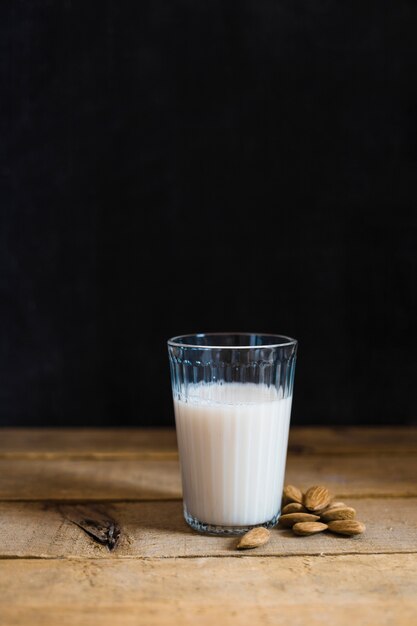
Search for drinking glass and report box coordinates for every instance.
[168,333,297,535]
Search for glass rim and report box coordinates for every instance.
[167,332,298,350]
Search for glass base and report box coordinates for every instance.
[184,506,281,536]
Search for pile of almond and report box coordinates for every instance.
[236,484,365,550]
[279,484,366,537]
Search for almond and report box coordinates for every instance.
[303,485,331,512]
[292,522,328,536]
[321,507,356,522]
[321,502,345,514]
[327,520,366,536]
[283,485,303,505]
[236,527,271,550]
[281,502,307,514]
[279,513,320,527]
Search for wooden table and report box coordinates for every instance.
[1,428,416,625]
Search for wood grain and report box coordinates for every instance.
[1,428,416,458]
[0,429,178,459]
[0,458,181,500]
[0,453,415,501]
[0,498,415,559]
[288,427,417,455]
[1,555,416,626]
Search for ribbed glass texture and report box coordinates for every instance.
[168,333,297,535]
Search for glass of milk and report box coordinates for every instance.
[168,333,297,535]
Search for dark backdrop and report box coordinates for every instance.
[3,1,417,427]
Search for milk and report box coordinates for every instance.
[174,382,292,527]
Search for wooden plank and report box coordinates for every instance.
[0,458,181,501]
[285,453,417,498]
[0,429,178,459]
[1,428,416,459]
[288,427,417,455]
[0,453,415,501]
[0,555,415,626]
[0,498,415,559]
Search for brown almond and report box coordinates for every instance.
[327,520,366,536]
[283,485,303,505]
[293,522,328,536]
[321,507,356,522]
[321,502,345,514]
[281,502,307,514]
[236,527,271,550]
[279,513,320,527]
[303,485,331,512]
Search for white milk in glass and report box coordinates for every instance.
[174,382,292,527]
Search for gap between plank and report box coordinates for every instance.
[1,450,416,460]
[0,550,416,561]
[0,452,179,461]
[1,493,416,504]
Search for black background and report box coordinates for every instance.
[3,1,417,427]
